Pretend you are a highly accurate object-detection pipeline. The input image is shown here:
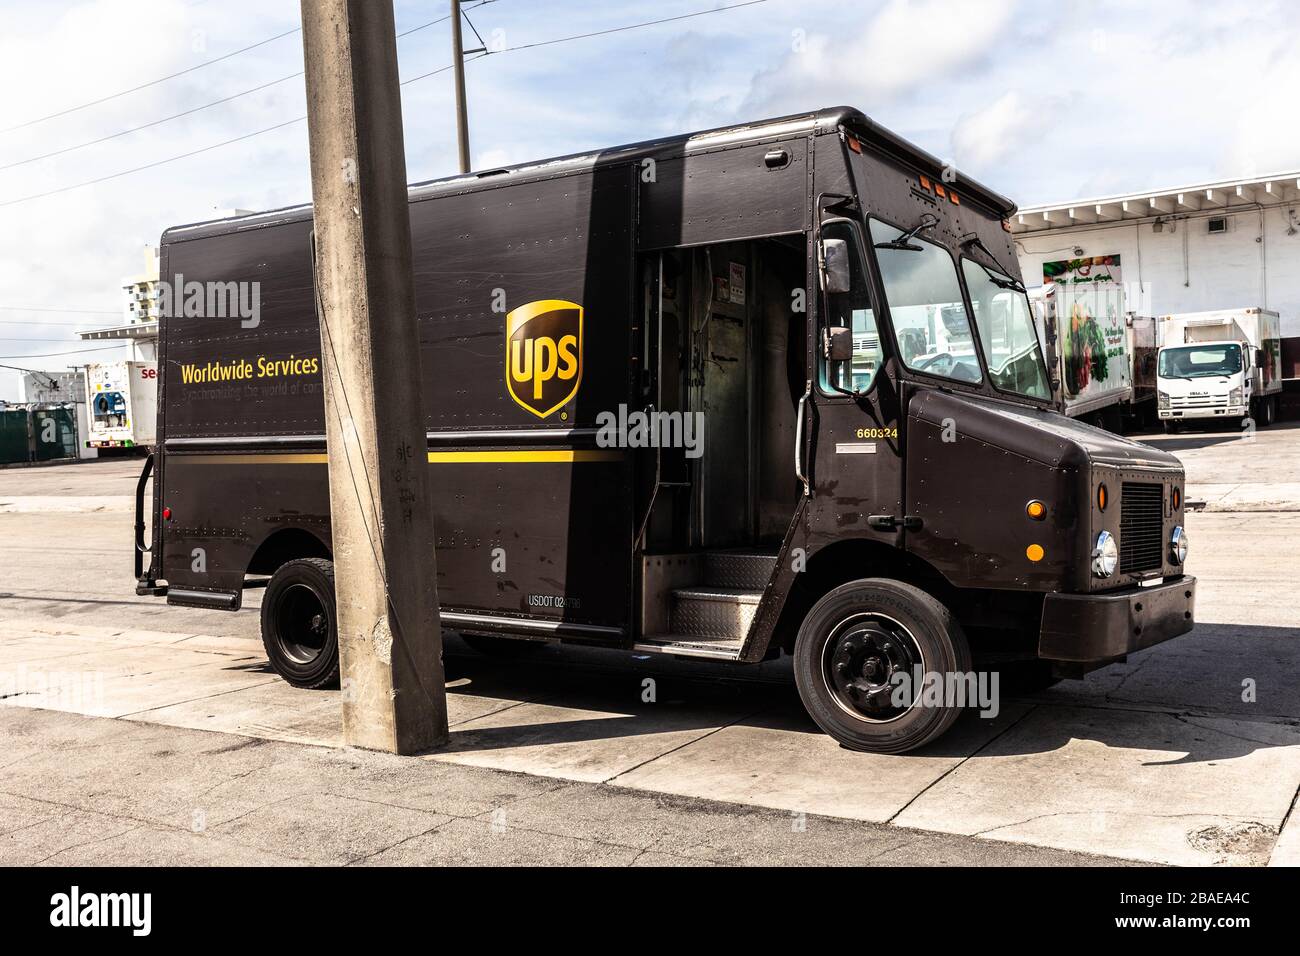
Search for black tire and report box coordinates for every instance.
[1261,396,1275,427]
[1162,420,1180,434]
[260,558,339,689]
[460,634,545,658]
[793,578,971,754]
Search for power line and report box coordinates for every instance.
[0,116,309,208]
[0,320,94,327]
[0,73,302,172]
[0,306,118,315]
[0,55,484,209]
[0,26,303,135]
[0,344,126,359]
[0,0,762,207]
[0,2,501,173]
[479,0,771,56]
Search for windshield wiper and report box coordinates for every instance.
[961,233,1026,293]
[875,213,938,251]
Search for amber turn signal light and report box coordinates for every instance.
[1026,500,1046,520]
[1097,483,1108,512]
[1172,486,1181,511]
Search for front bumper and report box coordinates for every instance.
[1159,407,1242,420]
[1038,575,1196,663]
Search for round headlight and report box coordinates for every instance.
[1170,526,1188,564]
[1092,530,1118,578]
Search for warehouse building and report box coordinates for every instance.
[1012,172,1300,361]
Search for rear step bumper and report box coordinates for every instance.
[634,636,744,660]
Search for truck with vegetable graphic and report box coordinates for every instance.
[1029,255,1134,429]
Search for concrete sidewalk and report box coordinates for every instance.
[1139,421,1300,511]
[2,607,1298,866]
[0,706,1129,867]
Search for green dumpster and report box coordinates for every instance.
[0,409,29,464]
[31,406,77,461]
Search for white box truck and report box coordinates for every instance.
[83,360,157,450]
[1157,308,1283,430]
[1028,276,1133,430]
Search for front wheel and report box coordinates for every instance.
[261,558,339,689]
[793,579,971,754]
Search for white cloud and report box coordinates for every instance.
[950,90,1038,169]
[742,0,1018,117]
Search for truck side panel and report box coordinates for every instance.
[158,167,638,633]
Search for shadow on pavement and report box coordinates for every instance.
[433,626,1300,766]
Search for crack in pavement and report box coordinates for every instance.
[886,704,1039,825]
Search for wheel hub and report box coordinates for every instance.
[825,617,923,722]
[276,583,329,665]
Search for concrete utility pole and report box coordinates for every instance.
[299,0,448,754]
[450,0,471,173]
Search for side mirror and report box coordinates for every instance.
[822,326,853,362]
[821,238,852,295]
[1255,348,1265,367]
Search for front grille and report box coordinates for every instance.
[1170,395,1227,409]
[1120,481,1165,574]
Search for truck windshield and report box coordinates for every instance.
[868,219,981,385]
[1159,344,1242,379]
[961,259,1051,399]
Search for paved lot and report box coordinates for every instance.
[1,428,1298,867]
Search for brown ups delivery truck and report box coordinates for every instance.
[134,107,1196,753]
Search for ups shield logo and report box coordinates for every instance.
[506,299,583,419]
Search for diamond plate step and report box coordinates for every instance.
[670,587,761,641]
[703,551,777,590]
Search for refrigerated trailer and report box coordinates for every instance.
[135,107,1197,753]
[84,360,157,450]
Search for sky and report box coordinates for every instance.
[1,0,1298,397]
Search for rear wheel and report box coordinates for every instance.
[793,579,971,754]
[260,558,339,689]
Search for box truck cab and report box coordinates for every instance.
[136,107,1196,754]
[1157,309,1282,430]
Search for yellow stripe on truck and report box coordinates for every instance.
[425,450,621,463]
[180,450,622,465]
